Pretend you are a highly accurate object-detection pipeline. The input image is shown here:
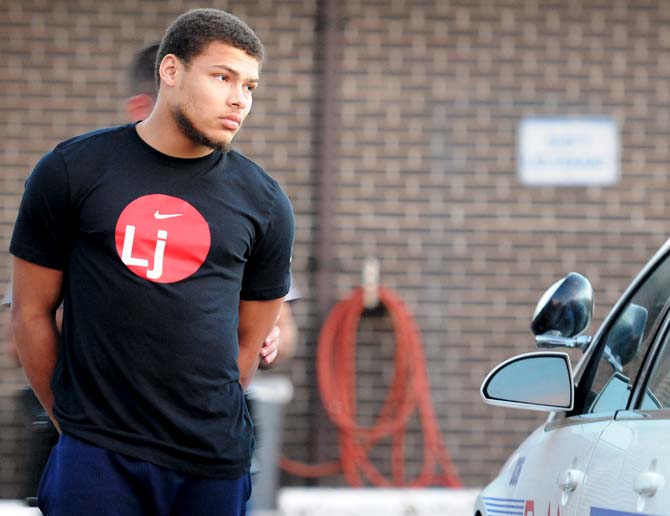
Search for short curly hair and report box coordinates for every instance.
[156,9,264,85]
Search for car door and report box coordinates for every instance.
[572,247,670,516]
[496,416,610,516]
[574,316,670,516]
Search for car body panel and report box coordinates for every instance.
[475,420,611,516]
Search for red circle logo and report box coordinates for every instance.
[114,194,211,283]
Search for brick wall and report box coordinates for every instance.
[1,0,670,497]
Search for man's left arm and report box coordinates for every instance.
[238,182,295,385]
[238,297,284,389]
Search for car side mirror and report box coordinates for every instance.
[531,272,594,351]
[481,352,574,412]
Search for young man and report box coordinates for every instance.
[10,9,294,516]
[126,42,299,365]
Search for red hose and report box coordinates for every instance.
[280,286,462,487]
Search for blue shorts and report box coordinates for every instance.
[38,434,251,516]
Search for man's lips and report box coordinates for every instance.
[220,114,242,131]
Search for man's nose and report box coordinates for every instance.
[228,86,249,110]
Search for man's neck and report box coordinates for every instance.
[136,107,214,159]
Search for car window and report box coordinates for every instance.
[583,254,670,414]
[643,329,670,409]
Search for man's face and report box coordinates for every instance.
[169,42,260,152]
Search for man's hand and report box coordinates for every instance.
[259,324,280,368]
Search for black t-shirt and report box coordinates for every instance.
[10,124,295,478]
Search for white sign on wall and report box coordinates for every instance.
[518,117,619,186]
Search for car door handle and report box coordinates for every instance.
[634,471,665,498]
[558,469,585,492]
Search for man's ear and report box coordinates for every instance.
[158,54,180,87]
[125,94,155,122]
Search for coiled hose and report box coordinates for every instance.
[280,286,462,487]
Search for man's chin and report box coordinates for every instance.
[171,107,233,154]
[204,130,235,153]
[192,133,232,154]
[211,139,232,154]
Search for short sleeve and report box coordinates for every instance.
[10,149,74,270]
[240,185,295,301]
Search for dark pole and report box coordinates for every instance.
[310,0,342,480]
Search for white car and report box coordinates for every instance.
[475,238,670,516]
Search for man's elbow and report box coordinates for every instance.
[9,305,30,363]
[10,303,57,346]
[9,304,25,338]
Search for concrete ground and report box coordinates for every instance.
[273,487,480,516]
[0,501,40,515]
[0,488,481,516]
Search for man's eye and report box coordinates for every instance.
[216,75,228,81]
[246,85,256,92]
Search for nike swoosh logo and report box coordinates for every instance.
[154,210,183,220]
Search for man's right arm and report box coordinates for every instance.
[11,256,63,433]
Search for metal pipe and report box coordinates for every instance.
[309,0,342,480]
